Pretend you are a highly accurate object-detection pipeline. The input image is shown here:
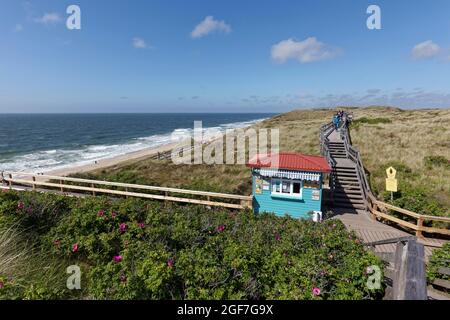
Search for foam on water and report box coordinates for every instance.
[0,117,267,173]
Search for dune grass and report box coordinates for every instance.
[74,106,450,215]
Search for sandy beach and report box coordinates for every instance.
[45,126,249,177]
[46,141,181,177]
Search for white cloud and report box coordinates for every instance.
[190,16,231,39]
[132,37,149,49]
[271,37,340,64]
[14,24,23,32]
[412,40,441,60]
[34,12,62,24]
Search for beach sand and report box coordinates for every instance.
[46,141,180,177]
[44,121,264,178]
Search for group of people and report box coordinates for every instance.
[332,110,345,129]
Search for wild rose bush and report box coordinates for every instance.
[0,190,384,300]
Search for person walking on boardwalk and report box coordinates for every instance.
[333,114,340,129]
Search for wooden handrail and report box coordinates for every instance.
[322,113,450,239]
[1,171,253,210]
[2,171,252,200]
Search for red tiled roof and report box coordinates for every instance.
[246,152,331,173]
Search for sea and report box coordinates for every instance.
[0,113,274,173]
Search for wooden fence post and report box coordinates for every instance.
[371,202,378,221]
[9,174,12,189]
[392,239,427,300]
[32,176,36,191]
[416,217,424,238]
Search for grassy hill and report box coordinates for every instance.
[74,106,450,216]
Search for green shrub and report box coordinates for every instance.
[0,191,73,236]
[424,156,450,169]
[427,243,450,283]
[0,190,384,300]
[350,117,392,129]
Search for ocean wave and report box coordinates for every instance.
[0,117,268,173]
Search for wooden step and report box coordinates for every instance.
[334,188,363,195]
[335,172,358,177]
[334,188,362,194]
[330,150,346,153]
[333,202,366,210]
[335,178,360,183]
[334,195,364,202]
[329,147,345,150]
[332,155,347,158]
[335,175,358,180]
[335,166,357,170]
[328,142,344,145]
[335,184,360,189]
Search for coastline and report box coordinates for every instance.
[45,118,268,177]
[46,140,181,177]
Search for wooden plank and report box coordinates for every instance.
[392,239,427,300]
[375,201,422,219]
[438,267,450,276]
[372,210,419,230]
[375,199,450,223]
[4,178,249,209]
[419,215,450,223]
[427,286,450,300]
[432,279,450,290]
[420,225,450,236]
[365,235,415,247]
[4,172,252,201]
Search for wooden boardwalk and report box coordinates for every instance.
[325,127,445,261]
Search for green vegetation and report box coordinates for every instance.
[78,107,450,218]
[0,190,383,300]
[346,107,450,216]
[427,243,450,283]
[349,117,392,129]
[424,156,450,169]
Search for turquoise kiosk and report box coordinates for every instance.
[246,152,331,219]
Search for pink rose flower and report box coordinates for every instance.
[216,224,226,232]
[72,243,79,253]
[138,222,145,229]
[113,255,123,262]
[17,201,25,210]
[167,258,174,268]
[312,287,321,296]
[120,275,127,284]
[111,211,117,218]
[97,210,105,217]
[275,233,281,241]
[119,223,127,233]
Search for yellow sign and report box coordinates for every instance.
[385,166,398,192]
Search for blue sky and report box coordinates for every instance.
[1,0,450,113]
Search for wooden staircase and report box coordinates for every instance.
[326,132,366,210]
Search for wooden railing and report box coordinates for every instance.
[319,122,337,192]
[368,193,450,237]
[0,171,253,210]
[323,112,450,239]
[365,236,428,300]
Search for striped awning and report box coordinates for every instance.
[257,168,321,181]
